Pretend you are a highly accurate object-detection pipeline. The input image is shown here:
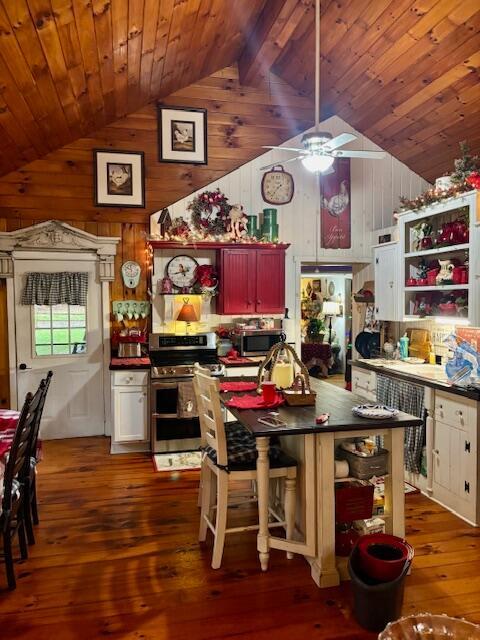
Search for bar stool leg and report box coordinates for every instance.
[284,470,296,559]
[255,437,270,571]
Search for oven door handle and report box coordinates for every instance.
[152,412,179,420]
[151,381,178,390]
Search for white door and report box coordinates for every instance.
[374,243,399,321]
[14,257,105,439]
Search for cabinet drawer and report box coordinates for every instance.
[112,371,148,387]
[352,368,377,401]
[225,366,259,378]
[434,392,476,431]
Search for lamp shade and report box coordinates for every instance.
[322,300,340,316]
[176,298,198,323]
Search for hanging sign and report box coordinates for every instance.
[320,158,351,249]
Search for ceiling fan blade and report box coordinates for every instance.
[321,133,357,152]
[333,149,386,159]
[322,165,335,176]
[260,155,303,171]
[262,145,305,153]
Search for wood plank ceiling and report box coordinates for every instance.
[0,0,267,176]
[271,0,480,182]
[0,0,477,184]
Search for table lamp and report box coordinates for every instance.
[176,297,198,335]
[322,300,340,344]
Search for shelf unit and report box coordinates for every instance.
[397,190,479,324]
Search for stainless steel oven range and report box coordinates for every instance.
[149,332,224,453]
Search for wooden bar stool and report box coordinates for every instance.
[193,371,297,570]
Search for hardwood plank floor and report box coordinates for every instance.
[1,437,480,639]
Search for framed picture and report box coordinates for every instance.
[94,149,145,208]
[157,105,207,164]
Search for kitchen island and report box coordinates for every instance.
[222,378,422,587]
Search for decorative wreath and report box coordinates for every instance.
[188,188,231,236]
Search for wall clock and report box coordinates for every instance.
[166,255,199,289]
[261,165,294,205]
[121,261,141,289]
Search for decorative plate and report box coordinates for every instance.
[352,404,399,420]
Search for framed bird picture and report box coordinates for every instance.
[157,105,207,164]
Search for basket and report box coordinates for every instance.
[257,342,311,391]
[282,373,316,406]
[335,479,374,522]
[336,447,389,480]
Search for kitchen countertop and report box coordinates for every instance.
[353,358,480,401]
[221,377,422,437]
[110,357,151,370]
[220,356,263,367]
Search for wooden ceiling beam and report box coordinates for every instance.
[238,0,313,87]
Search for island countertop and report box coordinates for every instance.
[221,377,422,437]
[353,358,480,401]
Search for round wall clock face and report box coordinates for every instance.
[261,165,294,205]
[121,261,141,289]
[166,255,199,289]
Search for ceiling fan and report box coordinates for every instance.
[260,0,385,174]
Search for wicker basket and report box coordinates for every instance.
[336,447,389,480]
[282,373,316,406]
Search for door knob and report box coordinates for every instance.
[18,363,32,370]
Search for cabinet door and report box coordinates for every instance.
[255,249,285,314]
[218,249,256,315]
[433,421,451,491]
[113,386,148,442]
[374,244,399,321]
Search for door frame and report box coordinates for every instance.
[0,220,120,435]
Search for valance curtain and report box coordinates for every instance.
[21,272,89,306]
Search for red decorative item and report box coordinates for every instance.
[261,381,276,403]
[406,278,417,287]
[452,265,468,285]
[320,158,351,249]
[195,264,218,288]
[416,278,428,286]
[427,269,440,286]
[466,172,480,190]
[225,392,284,410]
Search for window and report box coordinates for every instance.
[33,304,87,356]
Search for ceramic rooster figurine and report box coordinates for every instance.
[322,180,349,217]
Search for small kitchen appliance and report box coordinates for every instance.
[231,328,286,357]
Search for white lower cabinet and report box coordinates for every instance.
[351,367,377,402]
[432,391,478,524]
[111,371,149,443]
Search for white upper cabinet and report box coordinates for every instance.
[373,242,401,322]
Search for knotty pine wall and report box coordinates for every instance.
[0,65,313,401]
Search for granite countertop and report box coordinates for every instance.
[353,359,480,401]
[110,357,151,370]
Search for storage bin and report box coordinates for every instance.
[335,479,374,522]
[336,447,389,480]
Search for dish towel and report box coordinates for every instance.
[177,381,198,419]
[376,374,425,475]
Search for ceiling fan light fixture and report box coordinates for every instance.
[301,154,334,173]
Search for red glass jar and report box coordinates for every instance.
[335,523,359,557]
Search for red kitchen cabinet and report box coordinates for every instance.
[217,246,286,315]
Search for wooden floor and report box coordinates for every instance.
[2,438,480,639]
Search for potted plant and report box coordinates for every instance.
[306,317,326,343]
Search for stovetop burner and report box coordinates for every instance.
[149,332,224,379]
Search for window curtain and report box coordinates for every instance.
[21,272,89,306]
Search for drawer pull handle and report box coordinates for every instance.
[456,410,463,416]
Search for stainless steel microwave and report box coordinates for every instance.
[231,329,286,357]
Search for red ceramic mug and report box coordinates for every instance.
[261,381,276,404]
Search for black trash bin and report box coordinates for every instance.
[348,546,411,633]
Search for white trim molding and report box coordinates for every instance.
[0,220,120,436]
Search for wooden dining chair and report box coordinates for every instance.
[193,371,297,570]
[1,385,43,589]
[22,371,53,545]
